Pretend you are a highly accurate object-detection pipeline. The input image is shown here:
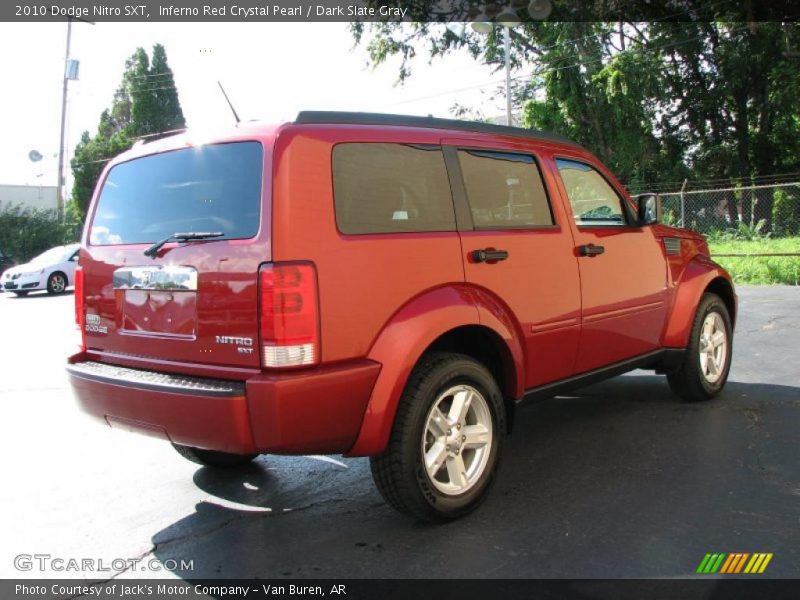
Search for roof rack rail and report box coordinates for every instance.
[133,128,187,146]
[294,111,582,148]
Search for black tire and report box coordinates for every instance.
[12,291,28,297]
[667,293,733,402]
[47,271,68,294]
[370,352,506,522]
[172,443,257,468]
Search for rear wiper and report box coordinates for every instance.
[144,232,224,258]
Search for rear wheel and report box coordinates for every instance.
[370,352,505,522]
[667,293,732,402]
[47,272,67,294]
[172,444,257,468]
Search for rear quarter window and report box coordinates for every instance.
[332,143,456,234]
[90,141,263,245]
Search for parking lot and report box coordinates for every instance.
[0,285,798,580]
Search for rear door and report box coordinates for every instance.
[81,140,268,369]
[445,139,581,388]
[552,157,668,372]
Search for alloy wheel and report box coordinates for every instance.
[421,384,493,495]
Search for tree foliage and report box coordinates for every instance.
[352,20,800,231]
[0,203,77,263]
[70,44,185,218]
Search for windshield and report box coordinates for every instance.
[90,141,263,245]
[30,246,73,265]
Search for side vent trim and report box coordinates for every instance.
[664,237,681,256]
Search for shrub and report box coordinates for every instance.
[0,203,79,264]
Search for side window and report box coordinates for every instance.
[457,149,554,228]
[332,143,456,234]
[556,159,627,226]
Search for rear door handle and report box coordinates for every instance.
[472,249,509,263]
[578,244,605,257]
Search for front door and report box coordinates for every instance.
[551,157,668,373]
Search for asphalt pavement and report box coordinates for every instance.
[0,286,797,580]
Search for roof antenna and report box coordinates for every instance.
[217,81,241,124]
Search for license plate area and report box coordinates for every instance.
[120,289,197,339]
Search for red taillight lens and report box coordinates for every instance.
[258,262,319,368]
[74,265,86,352]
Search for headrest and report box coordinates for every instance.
[465,169,510,210]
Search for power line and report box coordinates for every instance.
[123,71,177,81]
[390,25,746,108]
[640,171,800,188]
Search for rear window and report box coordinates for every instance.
[332,143,456,234]
[90,141,263,245]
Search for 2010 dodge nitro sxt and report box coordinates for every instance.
[68,112,736,521]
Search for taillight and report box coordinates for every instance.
[258,262,319,369]
[74,265,86,352]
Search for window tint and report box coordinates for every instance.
[457,149,554,228]
[556,159,627,226]
[90,142,262,245]
[332,143,456,234]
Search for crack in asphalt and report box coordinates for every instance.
[62,546,156,599]
[741,314,792,334]
[57,477,380,592]
[741,405,772,485]
[58,497,357,597]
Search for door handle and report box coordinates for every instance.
[578,244,605,257]
[472,249,509,263]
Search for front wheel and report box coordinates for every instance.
[667,293,733,402]
[47,272,67,294]
[172,443,257,468]
[370,352,506,522]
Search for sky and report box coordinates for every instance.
[0,22,508,191]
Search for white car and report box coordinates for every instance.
[1,243,79,296]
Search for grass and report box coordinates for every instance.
[708,237,800,285]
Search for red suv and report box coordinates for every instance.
[68,112,736,521]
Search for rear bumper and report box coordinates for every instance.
[67,354,381,455]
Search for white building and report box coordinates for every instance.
[0,184,58,212]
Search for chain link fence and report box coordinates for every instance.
[658,182,800,238]
[654,181,800,284]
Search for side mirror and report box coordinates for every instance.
[636,193,661,226]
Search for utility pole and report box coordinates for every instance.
[56,18,72,221]
[504,26,512,126]
[56,16,93,221]
[472,1,552,127]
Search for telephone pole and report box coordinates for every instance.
[56,18,73,221]
[56,16,93,221]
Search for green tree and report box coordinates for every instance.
[649,22,800,227]
[352,21,687,185]
[0,204,75,263]
[518,23,688,186]
[70,44,185,217]
[149,44,186,133]
[352,19,800,230]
